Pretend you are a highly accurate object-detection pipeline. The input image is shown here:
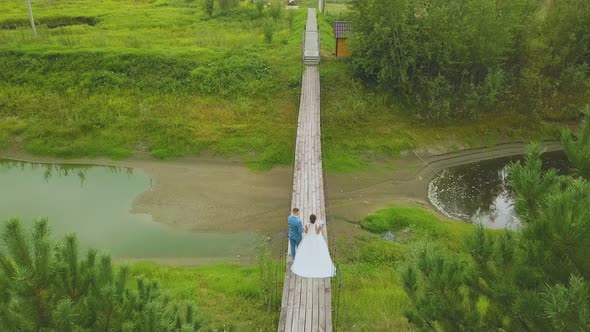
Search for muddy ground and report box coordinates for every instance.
[1,141,562,239]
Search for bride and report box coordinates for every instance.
[291,214,336,278]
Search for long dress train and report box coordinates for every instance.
[291,222,336,278]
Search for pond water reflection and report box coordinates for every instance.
[0,160,255,261]
[427,151,569,229]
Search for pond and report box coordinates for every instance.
[427,151,569,229]
[0,159,256,262]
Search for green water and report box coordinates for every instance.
[0,160,255,260]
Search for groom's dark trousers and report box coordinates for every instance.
[288,214,303,259]
[289,237,300,260]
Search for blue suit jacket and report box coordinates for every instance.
[288,215,303,241]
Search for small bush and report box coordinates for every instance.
[287,76,300,88]
[269,1,282,20]
[262,19,274,43]
[255,0,265,17]
[203,0,214,17]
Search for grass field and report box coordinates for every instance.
[330,206,479,330]
[126,206,480,330]
[0,0,569,172]
[128,262,276,331]
[0,0,306,170]
[325,0,349,15]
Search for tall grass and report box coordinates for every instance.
[0,0,567,171]
[262,19,275,43]
[320,61,558,172]
[287,9,296,31]
[122,239,283,330]
[129,262,275,331]
[269,1,283,20]
[256,241,283,327]
[0,0,307,169]
[217,0,239,11]
[255,0,265,18]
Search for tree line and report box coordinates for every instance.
[402,106,590,330]
[349,0,590,119]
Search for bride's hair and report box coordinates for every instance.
[309,214,316,224]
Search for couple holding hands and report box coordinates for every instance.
[288,208,336,278]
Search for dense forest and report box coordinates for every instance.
[349,0,590,119]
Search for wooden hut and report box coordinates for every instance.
[334,21,351,58]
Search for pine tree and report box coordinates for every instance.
[509,142,560,221]
[404,108,590,330]
[543,275,590,331]
[0,218,54,330]
[203,0,214,17]
[402,243,483,331]
[0,218,201,331]
[562,105,590,180]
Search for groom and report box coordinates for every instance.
[288,207,303,259]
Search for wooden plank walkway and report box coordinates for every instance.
[278,8,332,332]
[303,8,320,65]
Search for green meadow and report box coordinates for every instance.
[0,0,562,171]
[128,262,277,330]
[0,0,305,169]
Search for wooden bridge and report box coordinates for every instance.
[278,8,332,332]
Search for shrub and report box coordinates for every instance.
[269,1,282,20]
[561,105,590,179]
[255,0,265,18]
[262,19,274,43]
[203,0,214,17]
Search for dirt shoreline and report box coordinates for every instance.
[1,141,563,237]
[1,151,292,235]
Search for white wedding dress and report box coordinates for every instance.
[291,222,336,278]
